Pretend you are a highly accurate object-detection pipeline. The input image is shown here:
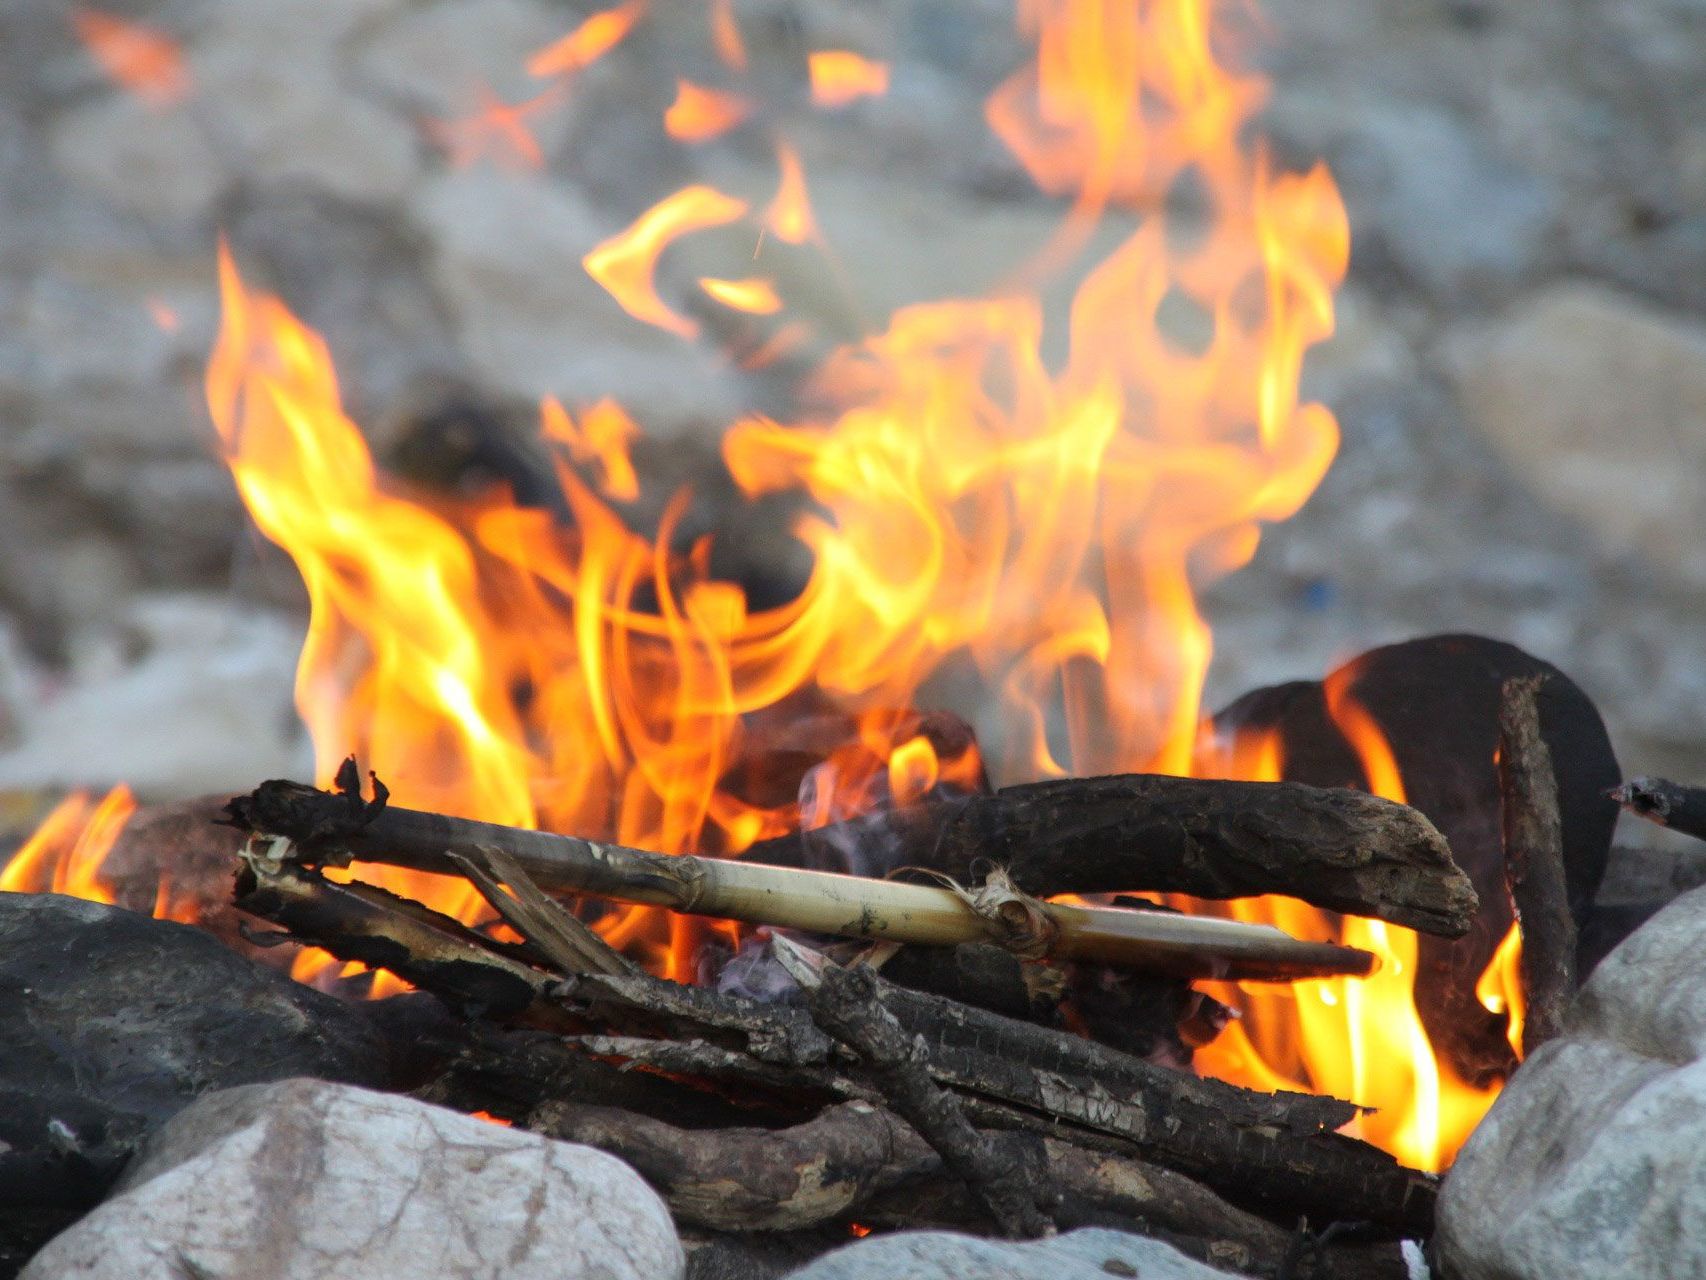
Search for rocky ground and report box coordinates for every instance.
[0,0,1702,811]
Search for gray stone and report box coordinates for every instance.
[415,169,738,432]
[47,96,224,225]
[0,894,387,1252]
[352,0,571,120]
[1435,883,1706,1280]
[1444,282,1706,585]
[22,1078,685,1280]
[782,1228,1248,1280]
[0,593,310,795]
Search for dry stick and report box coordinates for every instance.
[743,773,1477,937]
[771,935,1055,1239]
[233,848,564,1021]
[1498,675,1577,1056]
[227,770,1376,981]
[447,844,638,978]
[1609,775,1706,844]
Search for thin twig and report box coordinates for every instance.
[447,844,637,977]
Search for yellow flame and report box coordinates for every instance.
[528,0,645,78]
[808,51,891,108]
[699,276,783,315]
[583,186,751,337]
[33,0,1538,1169]
[765,141,821,246]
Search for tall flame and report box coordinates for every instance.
[0,0,1518,1172]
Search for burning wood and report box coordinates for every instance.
[222,758,1442,1272]
[745,771,1477,937]
[227,761,1381,981]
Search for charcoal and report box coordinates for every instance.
[1212,633,1620,1083]
[0,893,388,1271]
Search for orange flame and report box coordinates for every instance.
[71,8,189,109]
[1185,684,1521,1172]
[664,80,752,142]
[16,0,1521,1174]
[1477,920,1526,1059]
[1,787,138,904]
[764,141,820,247]
[708,0,748,72]
[528,0,645,79]
[807,51,890,108]
[541,396,643,502]
[583,186,751,337]
[196,0,1350,984]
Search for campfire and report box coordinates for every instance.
[0,0,1679,1277]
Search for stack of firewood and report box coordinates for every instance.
[217,692,1576,1280]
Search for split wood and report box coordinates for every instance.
[226,762,1378,980]
[1498,675,1576,1055]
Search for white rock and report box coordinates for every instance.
[1444,282,1706,584]
[1435,884,1706,1280]
[0,594,310,798]
[22,1078,683,1280]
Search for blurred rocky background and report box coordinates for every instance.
[0,0,1702,841]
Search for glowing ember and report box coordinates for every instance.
[1,787,137,904]
[807,51,890,108]
[71,8,189,110]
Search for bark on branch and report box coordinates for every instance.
[744,773,1475,937]
[226,764,1377,980]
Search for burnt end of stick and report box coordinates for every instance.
[1212,633,1620,1085]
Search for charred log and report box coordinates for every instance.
[1498,676,1576,1055]
[774,937,1055,1238]
[1611,775,1706,845]
[742,773,1473,937]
